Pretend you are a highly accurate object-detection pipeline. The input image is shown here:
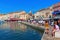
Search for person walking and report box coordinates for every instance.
[45,21,50,34]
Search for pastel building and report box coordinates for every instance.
[6,11,30,20]
[52,2,60,19]
[19,11,30,20]
[34,7,53,20]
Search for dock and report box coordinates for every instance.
[18,21,60,40]
[21,21,45,28]
[41,26,60,40]
[19,21,45,33]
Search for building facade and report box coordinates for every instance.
[52,2,60,19]
[34,7,53,20]
[19,12,30,20]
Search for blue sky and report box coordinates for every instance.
[0,0,60,14]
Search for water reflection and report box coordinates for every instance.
[9,21,27,31]
[0,21,27,32]
[0,21,42,40]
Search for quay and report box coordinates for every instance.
[20,21,45,33]
[19,21,60,40]
[41,26,60,40]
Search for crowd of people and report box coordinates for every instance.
[45,19,60,37]
[26,19,60,38]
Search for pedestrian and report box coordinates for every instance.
[45,21,49,34]
[58,19,60,29]
[52,21,59,37]
[51,21,54,26]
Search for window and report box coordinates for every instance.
[49,15,52,18]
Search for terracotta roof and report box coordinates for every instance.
[38,8,50,12]
[0,14,4,16]
[53,2,60,9]
[19,11,26,15]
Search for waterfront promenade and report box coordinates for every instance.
[41,27,60,40]
[20,21,45,29]
[41,26,54,40]
[19,21,60,40]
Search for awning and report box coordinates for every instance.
[53,15,60,19]
[43,18,52,20]
[52,10,60,14]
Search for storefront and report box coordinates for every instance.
[52,2,60,21]
[52,10,60,21]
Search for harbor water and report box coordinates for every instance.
[0,21,43,40]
